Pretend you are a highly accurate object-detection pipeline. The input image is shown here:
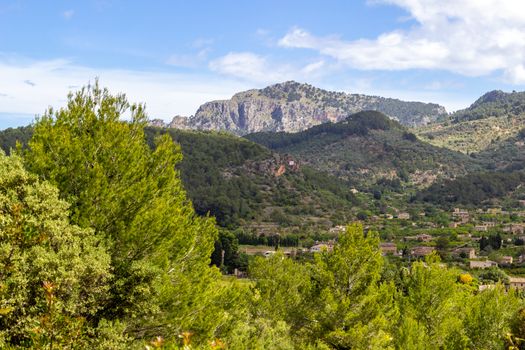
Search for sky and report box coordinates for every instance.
[2,0,525,129]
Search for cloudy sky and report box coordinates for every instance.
[2,0,525,128]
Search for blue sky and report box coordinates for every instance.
[1,0,525,129]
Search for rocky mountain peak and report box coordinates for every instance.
[162,82,448,135]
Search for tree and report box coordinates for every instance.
[394,255,468,348]
[308,223,396,349]
[0,152,116,348]
[211,229,241,273]
[24,82,220,343]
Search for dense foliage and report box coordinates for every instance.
[0,153,113,348]
[417,171,525,206]
[453,90,525,123]
[245,110,399,149]
[145,128,358,228]
[17,83,228,347]
[0,126,33,154]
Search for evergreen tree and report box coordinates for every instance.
[24,82,221,343]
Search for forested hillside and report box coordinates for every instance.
[416,90,525,154]
[145,128,359,228]
[246,111,481,189]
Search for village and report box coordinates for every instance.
[240,205,525,290]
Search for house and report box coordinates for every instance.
[310,243,333,253]
[478,284,495,292]
[411,246,435,258]
[380,243,398,256]
[416,234,433,242]
[500,256,514,265]
[329,225,346,234]
[518,200,525,207]
[452,247,476,259]
[503,224,525,235]
[509,277,525,289]
[397,212,411,220]
[469,260,498,269]
[487,207,502,215]
[452,208,470,223]
[474,225,489,232]
[449,222,459,228]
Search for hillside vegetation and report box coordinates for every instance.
[145,128,359,229]
[246,111,481,189]
[416,90,525,154]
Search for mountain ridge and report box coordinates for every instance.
[153,81,447,135]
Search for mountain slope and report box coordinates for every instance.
[416,90,525,153]
[245,111,481,189]
[144,128,361,228]
[160,81,447,135]
[475,128,525,171]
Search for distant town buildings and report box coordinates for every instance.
[503,224,525,235]
[310,242,334,253]
[380,243,398,256]
[500,256,514,265]
[397,212,410,220]
[452,208,470,223]
[509,277,525,289]
[411,246,435,258]
[452,247,476,259]
[469,260,498,269]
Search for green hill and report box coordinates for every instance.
[453,90,525,123]
[416,90,525,154]
[144,128,361,229]
[245,111,481,190]
[415,170,525,208]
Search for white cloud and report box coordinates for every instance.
[62,9,74,20]
[279,1,525,83]
[0,56,250,123]
[209,52,295,83]
[209,52,335,84]
[302,60,325,74]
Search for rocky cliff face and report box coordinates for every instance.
[160,81,447,135]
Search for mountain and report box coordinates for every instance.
[452,90,525,123]
[158,81,447,135]
[245,111,481,189]
[416,114,525,154]
[416,90,525,154]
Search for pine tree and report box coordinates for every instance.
[24,82,220,342]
